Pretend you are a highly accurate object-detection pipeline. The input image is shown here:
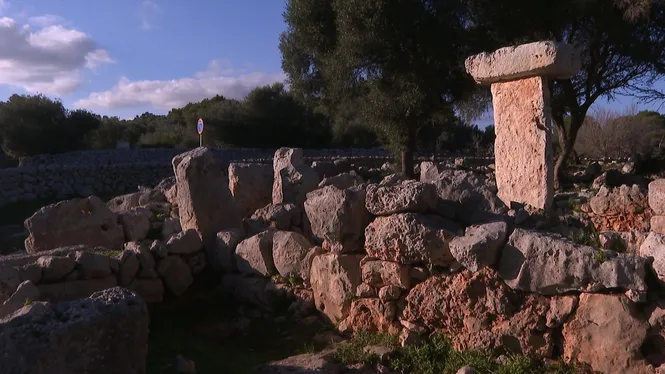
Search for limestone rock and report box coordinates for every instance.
[365,179,438,216]
[449,221,508,272]
[652,216,665,235]
[272,148,319,206]
[125,242,156,278]
[118,207,152,242]
[0,287,149,374]
[220,274,272,311]
[499,229,648,296]
[300,246,325,285]
[272,231,312,279]
[491,77,554,210]
[361,260,411,289]
[165,228,203,255]
[161,217,182,239]
[25,196,124,253]
[72,251,112,279]
[465,41,580,84]
[364,213,460,266]
[117,250,140,287]
[309,253,363,324]
[228,163,273,218]
[403,268,552,356]
[546,295,578,328]
[304,185,371,253]
[255,348,343,374]
[318,172,365,190]
[590,185,649,216]
[38,255,75,282]
[0,280,39,319]
[156,256,193,296]
[338,298,400,335]
[209,228,244,273]
[235,230,277,277]
[173,148,243,247]
[563,293,653,374]
[650,179,665,215]
[639,232,665,283]
[420,163,507,224]
[251,203,301,231]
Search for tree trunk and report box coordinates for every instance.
[554,115,583,189]
[401,118,417,179]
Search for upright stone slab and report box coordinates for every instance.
[465,41,580,209]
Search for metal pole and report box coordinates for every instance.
[199,134,202,147]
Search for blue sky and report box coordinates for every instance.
[0,0,662,125]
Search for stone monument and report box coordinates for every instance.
[465,41,580,210]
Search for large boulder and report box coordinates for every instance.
[24,196,124,253]
[403,268,552,356]
[208,229,244,273]
[364,213,461,266]
[235,230,277,277]
[499,229,649,297]
[173,148,244,247]
[649,179,665,215]
[590,185,649,216]
[272,231,312,279]
[0,287,149,374]
[304,185,371,253]
[309,253,363,324]
[251,203,302,231]
[365,178,438,216]
[420,162,507,224]
[106,189,166,213]
[228,163,273,218]
[639,232,665,284]
[272,148,319,206]
[449,221,508,272]
[563,293,654,374]
[118,207,152,242]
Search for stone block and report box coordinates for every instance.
[465,41,580,85]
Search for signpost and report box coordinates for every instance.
[197,118,204,147]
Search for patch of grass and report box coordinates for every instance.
[568,198,583,213]
[91,249,124,258]
[594,249,607,263]
[334,332,583,374]
[571,227,601,248]
[23,298,32,307]
[333,331,399,365]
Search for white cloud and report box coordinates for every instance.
[27,14,64,27]
[74,60,286,110]
[138,0,162,30]
[0,15,113,95]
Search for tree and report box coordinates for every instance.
[280,0,477,177]
[465,0,665,187]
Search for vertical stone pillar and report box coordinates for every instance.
[465,41,580,210]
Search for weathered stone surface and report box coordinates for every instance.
[590,184,649,216]
[209,228,244,272]
[37,276,118,302]
[73,251,112,279]
[650,179,665,215]
[338,298,400,335]
[563,293,653,374]
[365,179,438,215]
[125,242,156,278]
[500,229,648,296]
[300,246,325,285]
[251,203,302,231]
[273,231,312,279]
[118,250,140,287]
[310,253,363,324]
[118,206,152,242]
[449,221,508,272]
[491,76,554,210]
[420,163,506,224]
[378,285,401,301]
[465,41,580,84]
[0,287,149,374]
[365,213,460,266]
[361,260,411,289]
[235,230,277,276]
[173,148,244,246]
[305,185,371,253]
[403,268,552,356]
[639,232,665,283]
[24,196,124,253]
[254,348,344,374]
[156,256,193,296]
[161,217,182,239]
[272,148,319,206]
[0,280,39,319]
[652,216,665,235]
[228,163,273,217]
[546,295,578,328]
[318,172,365,190]
[220,274,272,311]
[38,255,75,282]
[165,228,203,255]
